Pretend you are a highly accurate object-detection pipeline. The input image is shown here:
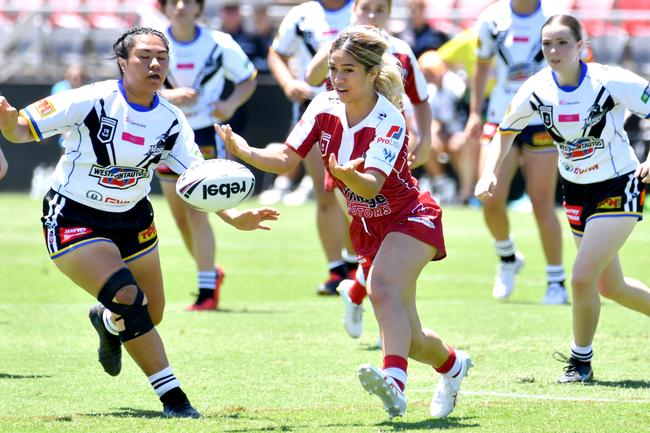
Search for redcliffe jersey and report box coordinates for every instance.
[286,91,420,220]
[21,80,203,212]
[272,0,353,96]
[499,62,650,184]
[476,0,563,123]
[164,25,256,129]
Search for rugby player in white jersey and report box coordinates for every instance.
[269,0,357,296]
[0,26,277,417]
[156,0,257,311]
[218,26,473,420]
[476,14,650,383]
[466,0,568,304]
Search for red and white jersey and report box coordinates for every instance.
[21,80,203,212]
[272,0,353,96]
[385,33,428,105]
[476,0,564,123]
[164,25,256,129]
[286,91,421,220]
[499,62,650,184]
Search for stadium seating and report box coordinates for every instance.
[618,0,650,36]
[572,0,617,36]
[589,26,629,66]
[454,0,496,29]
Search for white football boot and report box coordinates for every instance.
[542,282,569,305]
[492,252,525,299]
[338,279,364,338]
[358,364,407,419]
[430,350,473,418]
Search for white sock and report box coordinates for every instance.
[148,366,181,398]
[494,238,516,258]
[546,265,566,285]
[198,270,217,291]
[570,342,593,362]
[102,307,119,336]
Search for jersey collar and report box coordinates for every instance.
[510,0,541,17]
[167,25,202,45]
[118,80,160,112]
[552,61,587,93]
[318,0,353,12]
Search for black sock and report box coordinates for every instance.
[160,387,189,407]
[196,288,214,302]
[330,263,347,278]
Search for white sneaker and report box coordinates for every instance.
[492,252,525,300]
[430,350,473,418]
[358,364,407,419]
[542,282,569,305]
[283,176,313,206]
[338,279,364,338]
[259,176,292,205]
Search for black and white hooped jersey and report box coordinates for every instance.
[476,0,563,123]
[164,25,256,130]
[21,80,203,212]
[272,0,353,96]
[499,62,650,184]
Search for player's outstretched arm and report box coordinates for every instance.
[215,124,301,174]
[0,97,34,143]
[0,146,7,180]
[328,153,384,199]
[475,131,517,200]
[216,207,280,231]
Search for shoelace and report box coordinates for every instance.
[553,352,579,373]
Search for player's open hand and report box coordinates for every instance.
[328,154,364,183]
[215,124,251,160]
[219,207,280,231]
[475,172,497,201]
[635,160,650,183]
[0,97,18,134]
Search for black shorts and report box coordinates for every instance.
[484,123,556,152]
[41,190,158,262]
[561,171,645,236]
[157,125,223,181]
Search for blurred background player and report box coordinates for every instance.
[397,0,450,59]
[465,0,568,304]
[267,0,356,295]
[156,0,257,311]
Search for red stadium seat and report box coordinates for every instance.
[47,0,89,64]
[572,0,617,36]
[618,0,650,36]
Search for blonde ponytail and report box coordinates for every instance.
[375,52,404,110]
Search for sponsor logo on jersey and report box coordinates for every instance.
[89,165,150,189]
[138,223,157,243]
[642,84,650,103]
[558,114,580,122]
[104,197,131,205]
[35,98,56,118]
[572,163,599,175]
[506,63,537,82]
[382,148,396,163]
[97,116,118,144]
[86,190,103,201]
[512,35,529,43]
[202,181,249,199]
[125,116,146,128]
[583,103,605,129]
[177,63,195,70]
[559,137,604,161]
[559,99,580,105]
[597,196,622,209]
[377,126,404,148]
[343,188,391,218]
[319,131,332,155]
[121,131,145,145]
[59,226,92,244]
[386,125,403,140]
[563,204,582,224]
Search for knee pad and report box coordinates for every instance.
[97,268,154,343]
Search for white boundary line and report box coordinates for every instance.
[409,389,650,404]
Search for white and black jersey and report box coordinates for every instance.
[476,0,564,123]
[272,0,353,96]
[163,25,257,130]
[499,62,650,184]
[21,80,203,212]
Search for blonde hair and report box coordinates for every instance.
[330,25,404,109]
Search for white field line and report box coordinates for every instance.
[409,388,650,404]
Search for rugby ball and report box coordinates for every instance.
[176,159,255,212]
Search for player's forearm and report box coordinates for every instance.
[243,146,300,175]
[338,170,383,199]
[267,49,294,89]
[226,77,257,111]
[483,132,515,175]
[305,45,330,86]
[1,117,34,143]
[469,61,491,115]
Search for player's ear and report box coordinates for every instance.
[118,58,126,73]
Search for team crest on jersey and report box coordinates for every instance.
[539,106,554,129]
[319,131,332,155]
[559,137,604,161]
[97,116,118,144]
[89,165,150,189]
[641,85,650,103]
[35,98,56,118]
[583,103,605,129]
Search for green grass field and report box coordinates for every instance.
[1,192,649,433]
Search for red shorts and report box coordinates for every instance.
[350,191,446,280]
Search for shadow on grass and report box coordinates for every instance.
[380,416,480,430]
[590,379,650,389]
[212,308,281,315]
[0,372,51,379]
[78,408,163,419]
